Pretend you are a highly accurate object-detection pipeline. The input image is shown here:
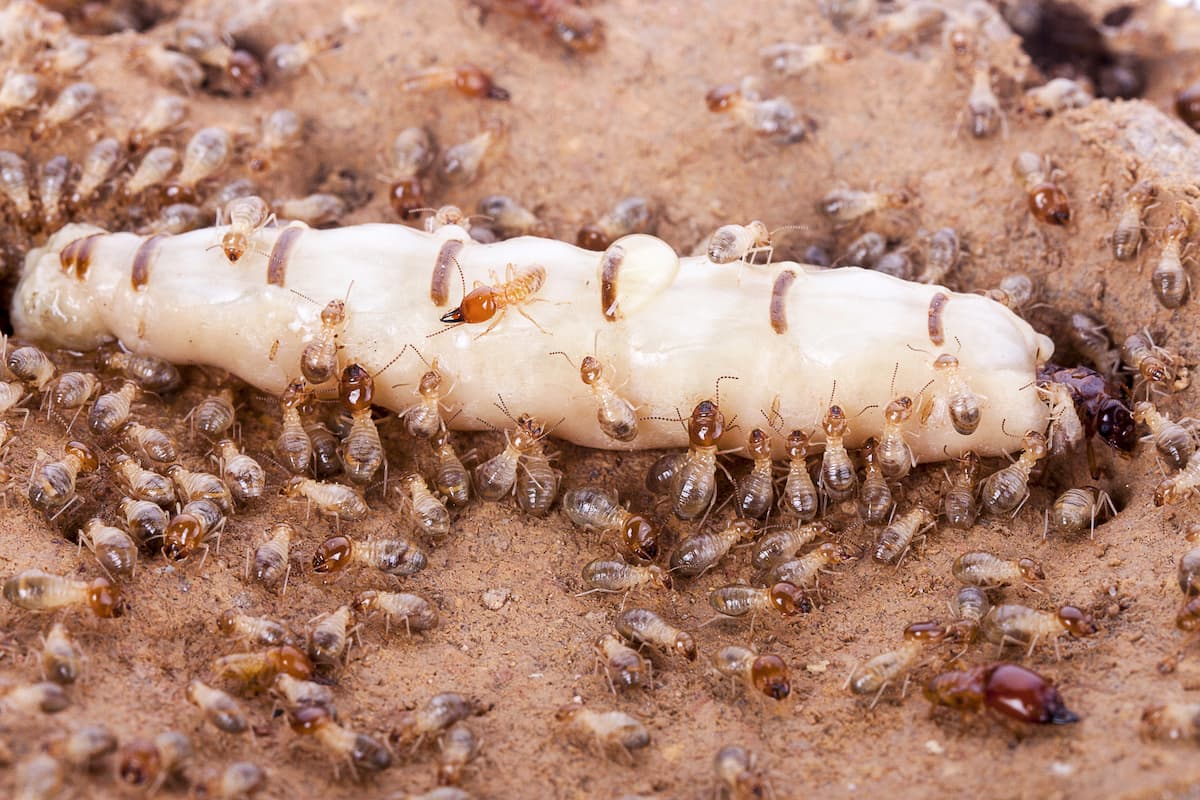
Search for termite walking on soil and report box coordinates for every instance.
[552,349,639,443]
[1152,211,1192,309]
[1012,151,1070,226]
[1112,179,1157,260]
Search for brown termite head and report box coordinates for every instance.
[884,396,913,424]
[745,427,771,458]
[785,429,810,458]
[114,731,191,790]
[311,535,352,574]
[161,498,223,561]
[1056,604,1098,637]
[822,404,847,437]
[1022,430,1048,459]
[4,570,125,618]
[768,581,812,615]
[904,620,948,643]
[688,400,726,446]
[119,496,168,550]
[750,654,792,700]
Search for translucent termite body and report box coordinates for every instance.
[714,744,771,800]
[577,196,655,250]
[925,662,1079,724]
[874,505,936,564]
[88,381,138,437]
[79,518,138,582]
[615,608,697,660]
[33,81,96,140]
[760,41,852,76]
[437,722,480,786]
[177,127,231,189]
[581,559,671,593]
[399,359,448,438]
[573,354,638,443]
[475,412,541,501]
[287,704,393,772]
[859,437,894,525]
[768,542,853,589]
[670,519,756,578]
[950,585,990,642]
[477,194,549,239]
[671,399,725,519]
[128,95,188,150]
[250,109,303,170]
[41,621,82,685]
[1048,487,1114,536]
[401,62,510,100]
[193,762,267,799]
[850,622,947,697]
[122,421,178,466]
[982,603,1097,655]
[301,298,347,385]
[920,227,960,285]
[143,202,204,235]
[161,498,225,561]
[47,724,118,769]
[70,137,121,208]
[594,633,649,692]
[431,425,471,507]
[1152,213,1190,309]
[97,348,182,393]
[556,703,650,762]
[925,353,984,435]
[1141,703,1200,741]
[218,609,291,648]
[8,345,56,391]
[752,521,829,570]
[515,424,560,516]
[980,431,1046,515]
[353,590,438,635]
[282,477,368,521]
[966,61,1002,138]
[219,195,271,263]
[186,679,249,734]
[391,693,475,749]
[878,397,916,479]
[337,364,385,486]
[0,149,35,228]
[1012,151,1070,226]
[402,473,450,539]
[49,371,99,411]
[704,81,806,143]
[213,645,314,691]
[712,646,792,701]
[13,753,63,799]
[1023,77,1092,116]
[119,496,168,549]
[250,522,293,591]
[942,451,979,529]
[388,126,435,220]
[3,569,123,617]
[192,388,236,440]
[266,32,339,79]
[309,604,355,669]
[271,673,336,716]
[952,551,1044,588]
[311,534,427,578]
[1067,311,1120,376]
[562,486,660,561]
[817,187,909,225]
[1179,537,1200,596]
[819,405,857,502]
[439,119,505,185]
[38,154,69,230]
[29,440,97,516]
[781,429,819,520]
[1155,450,1200,506]
[0,71,38,115]
[1112,180,1157,261]
[306,422,343,479]
[709,581,811,618]
[735,428,775,518]
[1,681,70,715]
[167,464,234,515]
[469,0,605,53]
[1122,330,1182,394]
[708,220,771,265]
[276,379,314,474]
[113,454,174,507]
[277,193,346,227]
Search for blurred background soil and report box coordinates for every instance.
[4,0,1200,797]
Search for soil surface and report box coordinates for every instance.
[3,0,1200,798]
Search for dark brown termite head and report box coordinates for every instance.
[389,177,425,219]
[576,225,610,251]
[785,429,810,459]
[1056,605,1097,637]
[688,400,725,447]
[750,655,791,700]
[861,436,879,465]
[117,739,161,787]
[983,662,1079,725]
[161,514,202,561]
[455,63,511,100]
[270,645,315,680]
[511,414,545,451]
[768,581,812,615]
[288,703,329,734]
[903,621,947,642]
[1029,183,1071,226]
[705,84,742,112]
[1096,398,1136,452]
[553,8,604,53]
[746,428,771,459]
[339,364,373,412]
[579,355,602,385]
[312,536,352,574]
[440,286,497,324]
[281,378,314,411]
[66,441,99,472]
[621,514,659,562]
[1176,80,1200,132]
[87,577,125,617]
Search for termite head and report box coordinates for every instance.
[281,379,314,412]
[215,609,239,635]
[768,581,812,615]
[956,451,979,480]
[746,428,771,459]
[785,429,810,459]
[688,400,725,447]
[221,230,247,262]
[705,84,742,112]
[729,519,758,541]
[1129,180,1158,205]
[65,441,99,472]
[984,663,1079,725]
[1131,400,1153,424]
[822,405,847,438]
[1029,183,1071,226]
[312,536,352,574]
[579,355,602,386]
[339,364,373,412]
[1018,558,1045,581]
[1021,431,1048,460]
[673,630,698,661]
[903,621,947,642]
[817,541,852,564]
[1176,597,1200,631]
[418,368,442,397]
[932,353,958,372]
[621,514,659,561]
[750,654,791,700]
[162,514,202,561]
[320,299,346,327]
[512,414,545,450]
[280,475,305,498]
[647,564,672,590]
[1164,215,1190,243]
[1057,605,1097,637]
[87,577,125,617]
[288,702,331,734]
[885,397,913,424]
[1096,399,1136,452]
[440,286,497,324]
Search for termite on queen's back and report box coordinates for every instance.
[337,363,385,486]
[552,350,638,443]
[216,195,272,263]
[276,379,313,474]
[398,350,450,438]
[1012,151,1070,226]
[440,263,548,338]
[735,428,775,518]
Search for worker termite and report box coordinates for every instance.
[13,753,63,799]
[714,745,772,800]
[555,703,649,763]
[941,451,979,529]
[920,227,960,285]
[28,440,97,517]
[312,534,427,578]
[3,569,123,617]
[925,662,1079,724]
[307,422,343,479]
[1048,487,1116,537]
[167,464,233,515]
[0,680,69,716]
[37,154,69,230]
[666,398,728,520]
[79,518,138,582]
[980,431,1046,516]
[923,353,984,436]
[950,585,990,642]
[0,378,26,418]
[734,429,775,518]
[708,581,812,620]
[577,196,655,251]
[554,350,639,443]
[1175,595,1200,632]
[858,437,893,525]
[276,379,314,474]
[707,220,779,266]
[217,609,291,648]
[192,762,267,800]
[213,440,264,504]
[288,704,392,773]
[1155,450,1200,506]
[581,558,671,594]
[113,454,174,507]
[397,352,450,438]
[401,62,510,100]
[713,646,792,702]
[1152,212,1191,309]
[704,79,806,143]
[1012,151,1070,226]
[436,722,480,787]
[115,731,191,792]
[119,496,168,550]
[440,263,548,338]
[953,551,1044,589]
[616,607,696,660]
[276,193,346,227]
[139,42,204,92]
[161,499,225,562]
[1112,179,1157,260]
[298,291,351,386]
[282,477,368,523]
[216,195,271,263]
[46,724,118,769]
[476,194,549,239]
[563,486,660,562]
[877,396,916,479]
[68,137,121,208]
[338,363,385,486]
[982,603,1097,657]
[0,150,35,229]
[127,95,188,151]
[353,590,438,635]
[32,81,96,140]
[670,519,757,578]
[248,522,293,592]
[271,673,336,717]
[431,425,471,507]
[8,345,55,391]
[186,679,249,735]
[817,186,910,226]
[779,429,819,520]
[594,633,650,693]
[0,71,38,115]
[760,41,852,76]
[768,542,854,590]
[849,622,948,704]
[121,421,177,466]
[387,126,435,220]
[1038,364,1136,466]
[965,60,1003,138]
[142,202,205,235]
[401,473,451,540]
[213,645,314,691]
[41,621,81,685]
[266,30,339,79]
[87,381,138,438]
[874,505,936,564]
[174,126,231,192]
[439,119,505,185]
[1023,77,1093,116]
[248,109,303,172]
[392,693,476,751]
[96,347,182,394]
[309,604,355,669]
[817,404,857,502]
[1141,703,1200,741]
[752,521,829,570]
[474,410,542,500]
[1122,330,1183,395]
[470,0,605,53]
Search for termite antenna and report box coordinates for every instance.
[714,375,739,408]
[760,408,784,436]
[1000,417,1019,438]
[473,416,500,432]
[889,362,899,397]
[954,335,963,354]
[373,345,412,378]
[289,288,319,307]
[916,378,936,397]
[828,380,838,408]
[451,253,467,302]
[854,405,877,418]
[548,351,576,368]
[906,343,933,357]
[493,394,516,424]
[425,324,461,339]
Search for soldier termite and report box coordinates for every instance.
[38,154,69,231]
[212,645,314,692]
[186,679,249,735]
[980,431,1046,516]
[858,437,893,525]
[192,762,267,799]
[779,429,819,520]
[874,505,936,564]
[760,41,852,76]
[439,263,549,338]
[113,454,174,507]
[3,569,124,617]
[470,0,605,53]
[708,581,812,621]
[41,622,82,685]
[115,731,192,792]
[400,473,450,540]
[982,603,1097,658]
[734,429,774,518]
[950,586,990,642]
[337,363,385,486]
[161,498,225,562]
[214,439,265,503]
[312,534,427,578]
[309,604,355,670]
[387,126,435,220]
[276,379,314,474]
[752,521,829,570]
[79,518,138,582]
[817,186,910,226]
[562,486,660,562]
[577,196,655,250]
[167,464,233,515]
[1153,212,1191,309]
[215,195,272,263]
[217,609,291,649]
[119,497,168,550]
[704,79,806,143]
[69,137,121,209]
[127,95,188,151]
[819,404,857,503]
[712,646,792,702]
[32,81,97,140]
[556,702,648,763]
[248,522,293,593]
[401,62,510,100]
[552,349,639,443]
[670,519,757,578]
[8,345,55,391]
[1012,151,1070,226]
[616,608,697,660]
[714,744,772,800]
[1155,450,1200,506]
[28,440,97,517]
[924,662,1079,725]
[849,622,948,705]
[439,118,505,184]
[1112,179,1157,260]
[121,421,177,467]
[580,559,671,595]
[768,542,854,591]
[96,347,182,394]
[288,704,392,774]
[1047,487,1116,537]
[282,477,368,523]
[88,381,137,437]
[953,551,1044,589]
[353,590,438,636]
[965,60,1003,138]
[594,633,650,693]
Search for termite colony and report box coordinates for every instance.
[1,0,1200,796]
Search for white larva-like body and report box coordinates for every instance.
[13,223,1052,460]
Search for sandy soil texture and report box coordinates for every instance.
[3,0,1200,798]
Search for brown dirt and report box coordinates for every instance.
[3,1,1200,798]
